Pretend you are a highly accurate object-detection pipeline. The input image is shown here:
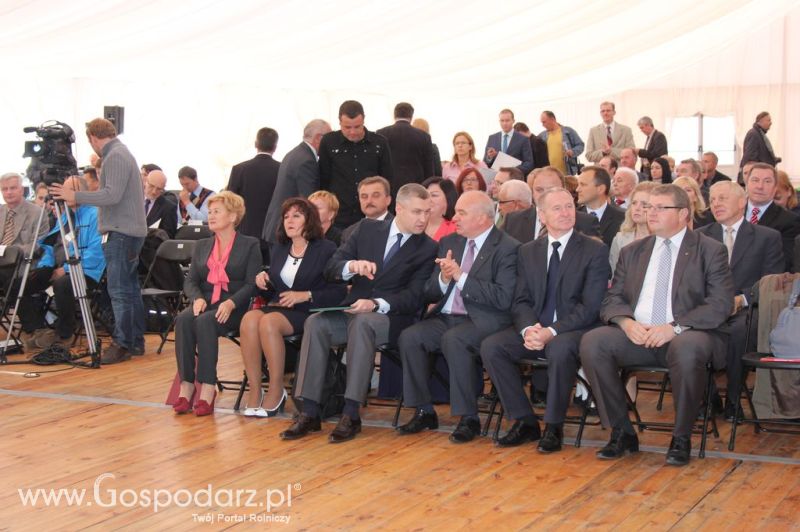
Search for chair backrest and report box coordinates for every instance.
[155,239,196,263]
[754,273,800,353]
[175,224,212,240]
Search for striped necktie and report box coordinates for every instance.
[651,239,672,325]
[1,210,16,246]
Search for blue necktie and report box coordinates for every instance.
[501,133,509,153]
[651,239,672,324]
[540,241,561,327]
[383,233,403,266]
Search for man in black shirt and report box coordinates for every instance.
[320,100,394,229]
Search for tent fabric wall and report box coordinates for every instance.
[1,0,798,191]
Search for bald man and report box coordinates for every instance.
[144,170,178,238]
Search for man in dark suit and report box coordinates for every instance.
[503,166,600,244]
[577,166,625,247]
[340,176,394,244]
[262,120,331,245]
[513,122,549,170]
[282,184,437,443]
[143,170,178,238]
[227,128,280,259]
[483,109,534,175]
[745,163,799,272]
[741,112,781,169]
[481,188,610,452]
[395,192,519,443]
[636,116,668,177]
[580,184,734,466]
[699,181,784,419]
[377,103,434,194]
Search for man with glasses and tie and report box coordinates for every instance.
[395,191,520,444]
[176,166,215,223]
[580,184,734,466]
[483,109,534,175]
[699,181,784,421]
[283,184,438,444]
[585,101,635,164]
[143,170,178,238]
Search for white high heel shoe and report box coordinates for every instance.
[242,388,269,418]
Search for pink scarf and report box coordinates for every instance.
[206,234,236,304]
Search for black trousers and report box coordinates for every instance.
[174,303,245,385]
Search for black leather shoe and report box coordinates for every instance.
[596,428,639,459]
[329,415,362,443]
[279,413,322,440]
[665,435,691,466]
[449,417,481,443]
[397,409,439,435]
[537,424,564,453]
[495,420,541,447]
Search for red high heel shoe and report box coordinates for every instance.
[194,391,217,417]
[173,396,192,414]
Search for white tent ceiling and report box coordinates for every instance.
[1,0,798,188]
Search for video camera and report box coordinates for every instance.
[23,121,78,186]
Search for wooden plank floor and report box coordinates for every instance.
[0,333,799,531]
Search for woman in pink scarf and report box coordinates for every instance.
[173,191,262,416]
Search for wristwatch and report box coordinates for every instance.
[671,322,690,335]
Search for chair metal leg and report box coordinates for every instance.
[493,405,504,442]
[622,370,645,432]
[699,367,713,458]
[482,384,500,436]
[575,374,594,448]
[656,374,669,411]
[392,395,403,427]
[234,372,248,411]
[728,363,750,451]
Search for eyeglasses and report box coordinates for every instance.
[462,177,479,183]
[644,205,682,212]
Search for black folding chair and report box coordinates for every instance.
[0,246,24,351]
[140,239,196,353]
[175,224,212,241]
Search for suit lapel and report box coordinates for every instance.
[270,243,290,288]
[468,228,497,277]
[556,233,581,286]
[533,238,548,305]
[671,231,695,303]
[730,222,752,270]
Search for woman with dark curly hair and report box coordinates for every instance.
[238,198,346,417]
[422,176,458,241]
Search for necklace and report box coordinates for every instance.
[290,241,308,265]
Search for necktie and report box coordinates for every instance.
[383,233,403,266]
[749,207,760,224]
[616,198,625,206]
[144,199,152,215]
[501,133,509,153]
[724,226,735,263]
[540,241,562,327]
[606,126,613,147]
[537,221,548,239]
[589,210,598,218]
[643,134,651,151]
[190,192,197,202]
[651,239,672,325]
[450,240,476,315]
[1,210,16,246]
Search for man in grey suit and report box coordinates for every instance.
[262,119,331,245]
[282,184,438,444]
[483,109,534,175]
[482,188,610,452]
[585,101,635,163]
[396,191,519,443]
[580,184,734,467]
[699,181,784,420]
[0,172,49,288]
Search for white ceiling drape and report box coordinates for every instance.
[1,0,798,189]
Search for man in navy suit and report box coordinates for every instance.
[482,188,610,452]
[483,109,534,175]
[376,102,434,194]
[396,191,520,444]
[699,180,784,419]
[283,184,437,444]
[576,166,625,247]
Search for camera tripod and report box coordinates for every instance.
[0,196,100,367]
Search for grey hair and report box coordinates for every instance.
[709,180,745,199]
[536,187,572,210]
[499,179,532,206]
[303,119,331,140]
[615,167,638,182]
[637,116,654,127]
[0,172,22,185]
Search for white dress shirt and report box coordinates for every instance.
[634,227,687,325]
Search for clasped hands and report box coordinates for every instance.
[193,297,235,324]
[523,324,554,351]
[618,317,675,348]
[435,250,463,284]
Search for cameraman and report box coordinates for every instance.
[50,118,147,364]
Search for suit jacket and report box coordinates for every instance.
[513,231,610,335]
[483,131,534,175]
[529,135,550,170]
[184,233,262,310]
[341,212,394,245]
[376,120,434,193]
[585,122,636,163]
[146,193,178,238]
[325,219,437,342]
[579,203,625,247]
[0,200,49,257]
[698,221,784,297]
[227,153,280,240]
[752,202,799,272]
[262,142,320,243]
[266,238,346,313]
[425,227,519,337]
[741,125,779,167]
[601,230,734,365]
[637,130,668,169]
[502,206,601,244]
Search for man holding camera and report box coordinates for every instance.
[50,118,147,364]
